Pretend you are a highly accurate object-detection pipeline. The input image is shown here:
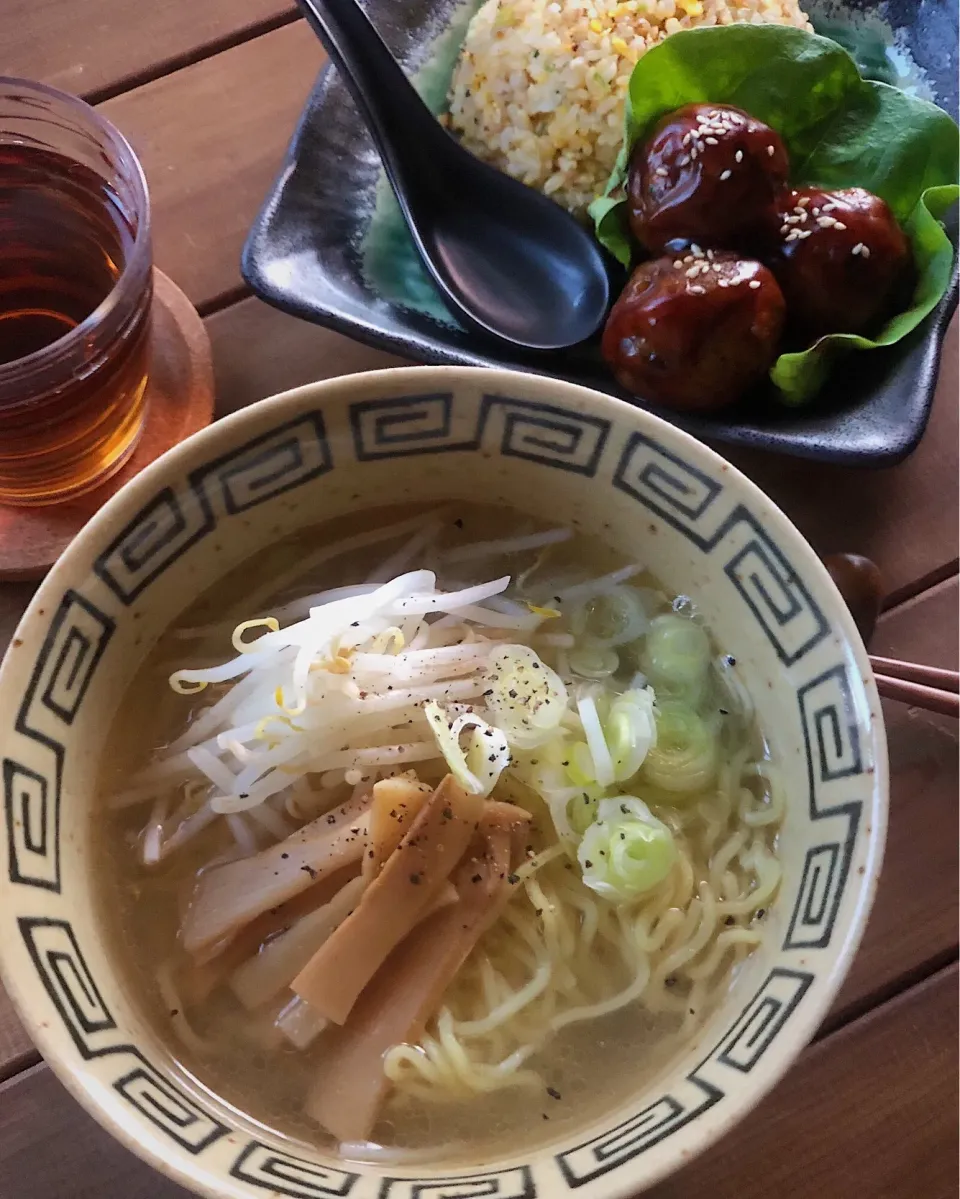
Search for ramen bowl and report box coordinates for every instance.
[0,365,886,1198]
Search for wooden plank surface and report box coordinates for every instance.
[0,964,953,1199]
[1,0,297,101]
[828,575,959,1023]
[99,23,325,310]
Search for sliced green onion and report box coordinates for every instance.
[485,644,568,748]
[567,787,603,836]
[605,688,657,781]
[642,613,711,700]
[569,585,649,649]
[568,645,620,680]
[641,701,716,794]
[578,796,677,900]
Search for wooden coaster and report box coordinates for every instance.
[0,270,214,581]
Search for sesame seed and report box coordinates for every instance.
[735,149,743,163]
[812,207,820,216]
[748,279,761,289]
[705,136,718,145]
[834,222,847,231]
[690,147,698,160]
[817,216,837,228]
[689,284,706,294]
[673,259,684,268]
[780,224,791,234]
[718,278,729,287]
[785,229,800,242]
[682,133,691,147]
[796,229,813,239]
[719,169,732,180]
[822,203,836,212]
[861,245,870,258]
[678,154,690,166]
[682,254,694,265]
[691,243,704,257]
[797,196,810,207]
[656,166,669,177]
[852,242,864,256]
[684,266,700,278]
[767,144,775,156]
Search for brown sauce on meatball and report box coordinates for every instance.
[627,103,789,254]
[767,186,912,339]
[601,250,786,411]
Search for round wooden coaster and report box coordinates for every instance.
[0,270,215,581]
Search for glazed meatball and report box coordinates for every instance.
[602,250,786,412]
[627,104,789,254]
[767,186,912,339]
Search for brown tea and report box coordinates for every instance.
[0,141,151,504]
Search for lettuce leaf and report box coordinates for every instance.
[588,25,959,404]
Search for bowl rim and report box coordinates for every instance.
[0,365,889,1199]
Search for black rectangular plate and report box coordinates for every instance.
[242,0,958,466]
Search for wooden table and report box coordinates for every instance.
[1,9,958,1196]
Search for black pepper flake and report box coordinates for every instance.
[756,908,766,919]
[620,803,629,814]
[725,655,737,666]
[471,873,482,884]
[410,873,422,885]
[584,859,593,868]
[542,1113,550,1121]
[238,792,249,800]
[454,518,464,528]
[442,807,453,820]
[507,873,519,885]
[535,908,543,917]
[719,707,729,716]
[724,915,735,926]
[169,1008,179,1017]
[280,852,289,860]
[350,621,360,628]
[546,1087,562,1100]
[301,865,318,879]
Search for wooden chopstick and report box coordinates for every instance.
[869,655,959,693]
[870,655,960,717]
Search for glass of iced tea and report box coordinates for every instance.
[0,78,153,505]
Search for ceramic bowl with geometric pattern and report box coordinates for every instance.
[0,366,887,1198]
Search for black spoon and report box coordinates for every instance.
[294,0,611,350]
